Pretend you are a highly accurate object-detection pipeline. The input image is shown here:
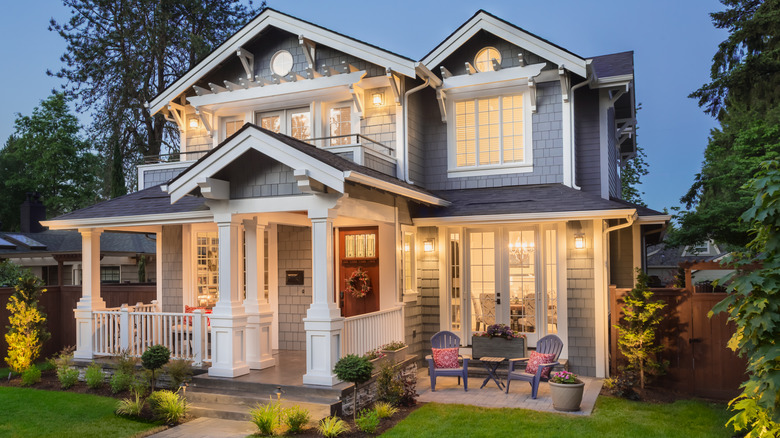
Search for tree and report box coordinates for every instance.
[334,354,373,419]
[5,273,51,373]
[674,0,780,248]
[49,0,261,193]
[712,160,780,438]
[0,93,103,230]
[621,145,649,206]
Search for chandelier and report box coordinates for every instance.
[508,238,535,264]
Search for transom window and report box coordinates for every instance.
[474,47,501,72]
[455,94,525,168]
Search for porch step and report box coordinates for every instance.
[186,388,337,421]
[190,374,348,403]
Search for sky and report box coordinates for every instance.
[0,0,727,212]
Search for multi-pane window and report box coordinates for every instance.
[290,109,311,140]
[196,232,219,308]
[257,108,310,141]
[403,232,415,294]
[474,47,501,72]
[455,94,525,168]
[225,119,244,138]
[329,106,352,146]
[100,266,121,284]
[449,232,461,331]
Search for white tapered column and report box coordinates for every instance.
[303,209,344,386]
[74,228,105,360]
[208,216,250,377]
[244,218,275,370]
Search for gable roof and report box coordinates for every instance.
[590,51,634,81]
[149,8,416,115]
[421,9,587,78]
[0,230,156,258]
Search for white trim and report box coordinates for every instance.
[593,74,634,88]
[42,210,213,230]
[561,75,573,187]
[555,222,568,360]
[441,63,546,90]
[343,171,449,206]
[150,10,415,115]
[593,219,607,378]
[268,223,279,350]
[447,164,533,178]
[437,226,448,331]
[412,208,638,226]
[137,161,195,192]
[422,11,587,78]
[599,89,610,200]
[631,222,642,280]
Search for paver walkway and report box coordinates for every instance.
[148,417,256,438]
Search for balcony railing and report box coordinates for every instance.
[143,150,206,164]
[305,134,394,157]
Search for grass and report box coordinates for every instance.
[0,387,159,438]
[383,397,734,438]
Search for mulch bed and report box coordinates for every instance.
[1,368,123,399]
[599,383,705,404]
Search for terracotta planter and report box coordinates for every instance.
[549,380,585,412]
[471,336,526,359]
[380,345,408,364]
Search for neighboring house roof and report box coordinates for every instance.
[646,241,728,268]
[589,51,634,80]
[0,230,156,258]
[412,184,664,220]
[421,9,587,78]
[149,7,417,115]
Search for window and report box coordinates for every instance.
[329,106,352,146]
[403,232,415,294]
[474,47,501,72]
[225,119,243,138]
[453,93,528,170]
[270,50,294,77]
[256,108,311,141]
[100,266,121,284]
[196,232,219,308]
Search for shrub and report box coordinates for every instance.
[116,389,145,418]
[250,401,281,436]
[604,367,639,400]
[58,367,79,389]
[333,354,373,419]
[377,362,402,406]
[148,390,187,424]
[110,370,134,393]
[4,273,50,373]
[163,359,193,389]
[317,416,350,438]
[51,346,75,370]
[0,259,29,287]
[85,362,104,389]
[141,345,170,391]
[373,401,398,419]
[282,404,310,434]
[355,409,380,434]
[21,366,41,386]
[399,366,418,407]
[115,349,139,375]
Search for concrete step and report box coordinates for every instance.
[185,388,337,422]
[190,374,347,402]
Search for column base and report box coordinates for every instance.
[208,313,251,378]
[302,316,344,387]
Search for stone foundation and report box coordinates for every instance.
[341,357,417,416]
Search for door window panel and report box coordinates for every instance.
[508,230,536,333]
[329,106,352,146]
[290,109,311,140]
[470,231,495,332]
[544,228,558,334]
[450,232,461,332]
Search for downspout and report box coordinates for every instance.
[568,75,592,190]
[402,77,431,184]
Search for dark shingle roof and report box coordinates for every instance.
[413,184,662,218]
[52,185,208,221]
[590,51,634,79]
[646,242,728,268]
[0,230,156,257]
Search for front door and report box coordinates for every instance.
[337,227,380,317]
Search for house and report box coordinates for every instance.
[646,239,729,288]
[41,9,669,385]
[0,193,156,286]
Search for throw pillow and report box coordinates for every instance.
[432,347,460,368]
[525,351,556,378]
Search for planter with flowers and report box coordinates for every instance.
[549,370,585,412]
[380,341,408,364]
[472,324,526,359]
[364,348,387,370]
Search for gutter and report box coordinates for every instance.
[401,62,442,184]
[344,171,450,206]
[568,74,593,190]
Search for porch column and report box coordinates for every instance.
[302,209,344,386]
[244,218,275,369]
[74,228,105,360]
[208,215,250,377]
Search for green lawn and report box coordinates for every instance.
[383,397,733,438]
[0,387,159,438]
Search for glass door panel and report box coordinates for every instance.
[469,231,496,332]
[449,232,462,333]
[544,228,559,334]
[507,229,538,342]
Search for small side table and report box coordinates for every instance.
[479,356,506,389]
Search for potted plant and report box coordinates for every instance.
[363,348,386,369]
[471,324,526,359]
[549,370,585,412]
[380,341,408,364]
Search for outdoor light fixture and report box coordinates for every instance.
[574,233,585,249]
[372,92,384,107]
[423,238,435,252]
[273,386,284,400]
[189,118,199,129]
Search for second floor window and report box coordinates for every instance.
[257,107,311,141]
[455,94,526,168]
[329,106,351,146]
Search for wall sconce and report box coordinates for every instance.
[189,117,199,129]
[423,238,435,252]
[372,92,384,107]
[574,232,585,249]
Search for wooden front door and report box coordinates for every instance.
[338,227,380,318]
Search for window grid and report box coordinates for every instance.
[329,107,352,146]
[455,94,525,168]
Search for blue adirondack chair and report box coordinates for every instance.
[426,331,469,391]
[505,334,564,398]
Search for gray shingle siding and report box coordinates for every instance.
[360,86,396,153]
[407,85,428,185]
[416,227,441,356]
[161,225,183,313]
[607,108,621,198]
[143,167,187,189]
[566,221,596,376]
[363,154,396,177]
[438,30,547,76]
[214,150,302,199]
[276,225,312,351]
[575,87,601,195]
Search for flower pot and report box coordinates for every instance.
[380,345,408,364]
[549,380,585,412]
[471,336,526,359]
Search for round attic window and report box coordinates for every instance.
[474,47,501,72]
[270,50,294,76]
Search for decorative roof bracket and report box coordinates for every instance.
[518,53,526,67]
[465,62,476,75]
[436,88,447,123]
[236,47,254,80]
[298,35,316,69]
[559,65,570,102]
[196,107,213,138]
[208,82,229,94]
[440,66,453,79]
[349,84,364,118]
[197,177,230,200]
[321,65,340,77]
[192,85,212,96]
[528,77,537,113]
[386,68,401,104]
[294,169,326,194]
[167,102,186,132]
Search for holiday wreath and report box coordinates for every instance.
[345,267,372,298]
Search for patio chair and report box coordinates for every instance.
[471,295,486,331]
[479,293,496,325]
[505,334,563,399]
[426,330,469,392]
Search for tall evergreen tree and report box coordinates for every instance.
[48,0,261,192]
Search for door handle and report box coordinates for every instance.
[496,299,501,305]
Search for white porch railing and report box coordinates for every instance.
[92,306,210,365]
[342,306,404,357]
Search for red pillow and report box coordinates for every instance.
[184,305,212,327]
[432,347,460,368]
[525,351,556,378]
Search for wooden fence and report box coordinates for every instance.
[0,284,156,361]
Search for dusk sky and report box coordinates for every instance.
[0,0,727,212]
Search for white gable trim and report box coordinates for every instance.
[150,9,415,115]
[422,11,587,78]
[166,128,346,203]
